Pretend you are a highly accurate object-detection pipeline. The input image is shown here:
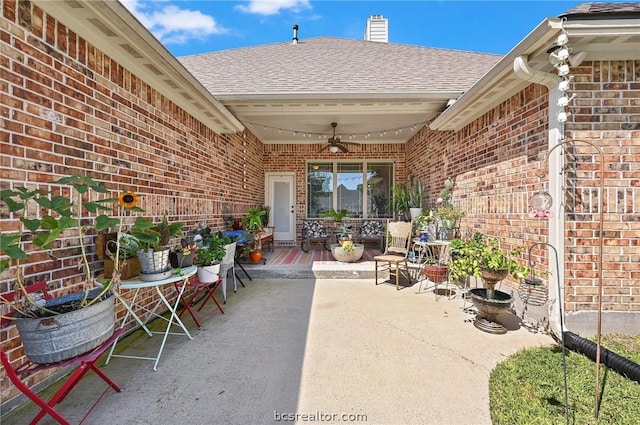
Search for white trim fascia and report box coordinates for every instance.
[215,92,464,102]
[429,18,562,131]
[34,0,244,134]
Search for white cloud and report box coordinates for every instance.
[235,0,312,16]
[120,0,227,45]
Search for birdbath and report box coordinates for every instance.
[468,267,514,334]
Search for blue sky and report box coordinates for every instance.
[121,1,621,57]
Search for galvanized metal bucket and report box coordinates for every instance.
[15,289,115,364]
[137,248,171,274]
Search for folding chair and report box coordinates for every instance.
[176,275,224,329]
[300,219,332,252]
[220,242,237,303]
[1,281,123,425]
[374,220,414,290]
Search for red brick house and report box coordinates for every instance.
[1,0,638,409]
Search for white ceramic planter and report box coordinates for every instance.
[197,263,221,283]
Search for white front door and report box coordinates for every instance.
[266,173,296,242]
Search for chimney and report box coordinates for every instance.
[364,15,388,43]
[292,24,299,44]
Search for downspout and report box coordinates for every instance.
[513,56,640,385]
[513,56,565,338]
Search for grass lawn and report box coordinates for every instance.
[490,334,640,425]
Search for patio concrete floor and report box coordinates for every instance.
[2,256,554,425]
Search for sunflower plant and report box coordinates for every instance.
[0,175,143,318]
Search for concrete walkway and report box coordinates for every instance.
[2,277,553,425]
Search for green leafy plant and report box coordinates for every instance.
[448,232,529,281]
[392,183,410,218]
[194,233,227,266]
[0,175,143,316]
[407,174,425,209]
[243,205,267,230]
[130,214,184,252]
[321,208,348,222]
[435,204,466,229]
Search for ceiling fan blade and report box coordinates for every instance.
[337,143,349,153]
[319,144,330,152]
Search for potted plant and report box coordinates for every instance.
[423,259,449,283]
[98,232,141,280]
[336,223,354,245]
[447,232,530,297]
[130,214,184,279]
[434,204,466,240]
[194,233,227,283]
[321,207,348,222]
[243,205,267,231]
[169,241,197,269]
[392,183,410,221]
[330,240,364,263]
[407,174,425,219]
[413,211,433,241]
[0,175,143,364]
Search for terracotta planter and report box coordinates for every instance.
[424,264,448,283]
[250,251,263,263]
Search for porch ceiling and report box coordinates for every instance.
[219,95,451,145]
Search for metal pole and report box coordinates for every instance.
[545,139,605,418]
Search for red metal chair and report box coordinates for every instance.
[0,281,123,425]
[175,275,224,329]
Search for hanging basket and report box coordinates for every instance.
[518,277,549,306]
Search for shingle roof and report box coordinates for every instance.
[561,2,640,17]
[179,37,500,97]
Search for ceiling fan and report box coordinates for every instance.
[319,122,358,153]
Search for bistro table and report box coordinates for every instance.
[96,266,196,371]
[411,239,452,296]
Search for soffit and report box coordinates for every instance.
[34,0,243,134]
[431,14,640,131]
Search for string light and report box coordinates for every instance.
[244,121,427,141]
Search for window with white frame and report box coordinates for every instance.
[306,161,393,218]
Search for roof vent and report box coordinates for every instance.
[292,24,299,44]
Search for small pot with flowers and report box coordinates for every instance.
[170,241,196,269]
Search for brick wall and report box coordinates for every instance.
[0,2,265,404]
[263,142,406,239]
[406,62,640,333]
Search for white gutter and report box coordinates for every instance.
[513,55,565,338]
